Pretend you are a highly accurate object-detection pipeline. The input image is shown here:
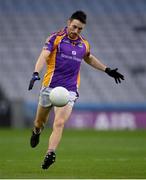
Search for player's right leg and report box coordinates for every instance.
[30,104,52,148]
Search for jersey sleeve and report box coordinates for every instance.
[82,39,91,58]
[85,40,90,57]
[43,33,57,52]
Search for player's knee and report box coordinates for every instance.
[53,118,65,129]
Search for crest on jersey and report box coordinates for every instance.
[78,43,83,48]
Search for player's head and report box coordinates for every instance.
[67,10,87,39]
[70,10,87,24]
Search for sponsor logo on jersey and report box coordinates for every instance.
[72,51,76,55]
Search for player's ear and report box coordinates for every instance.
[67,19,71,27]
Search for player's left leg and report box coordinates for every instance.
[30,104,52,148]
[48,104,73,151]
[30,87,53,148]
[42,104,73,169]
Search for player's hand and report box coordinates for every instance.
[28,72,40,90]
[105,68,124,84]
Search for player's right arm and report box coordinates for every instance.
[28,49,51,90]
[34,49,51,73]
[28,33,57,90]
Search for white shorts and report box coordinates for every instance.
[39,87,78,107]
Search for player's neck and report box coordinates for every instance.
[67,35,79,40]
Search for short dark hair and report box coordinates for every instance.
[70,10,87,24]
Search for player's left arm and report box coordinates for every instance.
[84,54,106,71]
[84,54,125,84]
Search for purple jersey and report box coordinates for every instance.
[42,27,90,92]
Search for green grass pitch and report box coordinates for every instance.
[0,128,146,179]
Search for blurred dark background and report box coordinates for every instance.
[0,0,146,129]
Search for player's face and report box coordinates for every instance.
[67,19,85,40]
